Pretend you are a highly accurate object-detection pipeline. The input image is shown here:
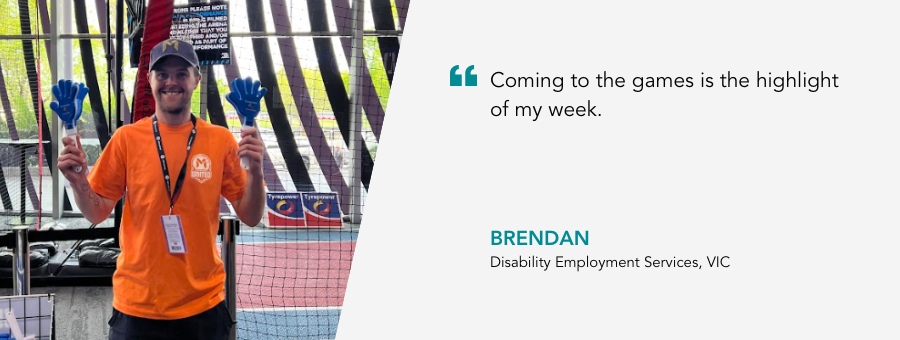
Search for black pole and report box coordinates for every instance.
[114,0,125,248]
[116,1,124,129]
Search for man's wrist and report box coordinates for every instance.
[246,168,264,179]
[72,176,91,190]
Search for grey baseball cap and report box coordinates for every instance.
[149,38,200,71]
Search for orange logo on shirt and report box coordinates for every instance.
[191,154,212,183]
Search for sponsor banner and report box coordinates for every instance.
[301,192,343,228]
[265,192,343,228]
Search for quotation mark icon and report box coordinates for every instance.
[450,65,477,86]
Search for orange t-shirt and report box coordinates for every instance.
[89,116,246,320]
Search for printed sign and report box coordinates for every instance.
[170,1,231,65]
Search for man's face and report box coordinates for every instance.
[149,57,200,116]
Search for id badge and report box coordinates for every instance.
[161,215,188,254]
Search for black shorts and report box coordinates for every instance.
[108,301,234,340]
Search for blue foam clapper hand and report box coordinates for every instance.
[49,80,89,130]
[226,77,267,127]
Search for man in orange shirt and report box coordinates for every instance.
[57,39,265,339]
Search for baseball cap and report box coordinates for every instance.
[149,38,200,71]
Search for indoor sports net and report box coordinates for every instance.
[0,0,51,232]
[0,0,407,338]
[217,0,401,338]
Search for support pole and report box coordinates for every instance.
[347,0,366,224]
[12,226,30,295]
[199,66,208,121]
[112,0,126,249]
[220,215,239,340]
[51,0,74,220]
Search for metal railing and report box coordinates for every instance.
[0,30,404,40]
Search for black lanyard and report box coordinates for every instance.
[152,114,197,214]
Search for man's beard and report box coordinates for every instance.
[156,91,191,115]
[162,103,187,114]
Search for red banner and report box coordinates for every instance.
[131,0,175,123]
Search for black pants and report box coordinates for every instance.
[108,301,234,340]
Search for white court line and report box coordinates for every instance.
[238,306,342,312]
